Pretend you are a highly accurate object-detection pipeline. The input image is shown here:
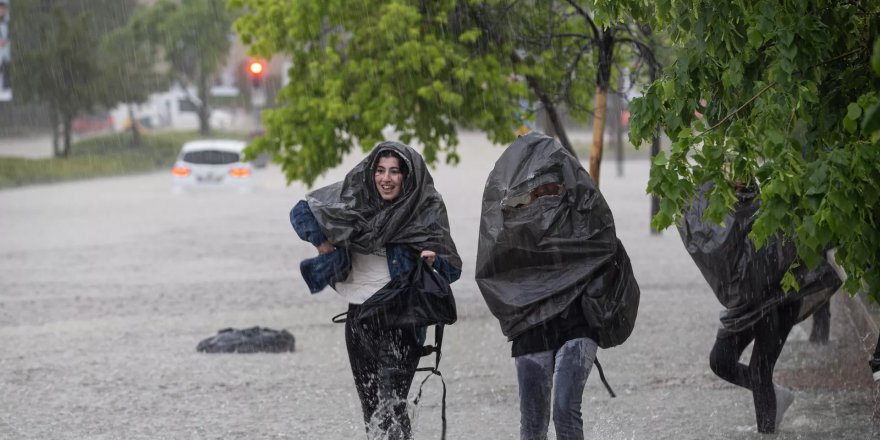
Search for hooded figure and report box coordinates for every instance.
[476,132,638,440]
[290,141,461,440]
[476,132,636,343]
[677,180,841,434]
[678,181,840,337]
[306,141,461,266]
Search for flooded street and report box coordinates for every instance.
[0,132,875,439]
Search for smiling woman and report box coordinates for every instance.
[373,151,405,201]
[289,140,461,439]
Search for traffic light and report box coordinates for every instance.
[247,59,266,87]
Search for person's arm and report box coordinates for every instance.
[290,200,334,252]
[420,250,461,283]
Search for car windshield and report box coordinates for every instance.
[182,150,240,165]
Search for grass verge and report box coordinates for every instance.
[0,131,247,190]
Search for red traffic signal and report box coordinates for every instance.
[247,59,266,87]
[247,60,265,77]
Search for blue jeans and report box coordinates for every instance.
[515,338,598,440]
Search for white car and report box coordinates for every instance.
[171,140,253,192]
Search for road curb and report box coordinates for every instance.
[835,291,880,420]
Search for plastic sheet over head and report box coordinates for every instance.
[475,132,621,339]
[678,181,841,335]
[305,141,461,270]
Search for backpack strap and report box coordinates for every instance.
[594,357,616,398]
[414,324,448,440]
[418,323,444,365]
[331,310,348,323]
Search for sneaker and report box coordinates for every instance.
[774,385,795,432]
[870,355,880,382]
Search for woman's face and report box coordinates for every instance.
[374,156,403,201]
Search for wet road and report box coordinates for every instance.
[0,131,875,439]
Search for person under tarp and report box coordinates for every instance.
[678,180,841,434]
[476,132,639,440]
[290,141,461,440]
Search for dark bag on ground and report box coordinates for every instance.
[580,239,640,349]
[356,258,457,328]
[196,326,296,353]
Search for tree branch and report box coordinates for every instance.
[698,47,866,135]
[512,49,577,157]
[560,43,592,98]
[550,32,592,40]
[811,47,864,68]
[702,81,776,134]
[563,0,600,40]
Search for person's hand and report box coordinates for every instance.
[317,241,336,255]
[420,250,436,266]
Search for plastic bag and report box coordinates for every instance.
[356,258,457,328]
[196,327,296,353]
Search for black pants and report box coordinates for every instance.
[345,304,421,440]
[709,300,801,433]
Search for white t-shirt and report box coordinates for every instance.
[333,252,391,304]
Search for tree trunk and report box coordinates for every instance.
[650,132,661,234]
[197,73,211,136]
[648,62,661,234]
[615,74,625,177]
[61,114,72,157]
[537,106,556,138]
[128,103,141,146]
[513,51,577,157]
[526,75,577,158]
[543,101,575,158]
[589,87,607,185]
[51,110,60,157]
[589,29,615,187]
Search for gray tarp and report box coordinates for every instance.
[306,141,461,269]
[476,132,637,342]
[678,182,841,337]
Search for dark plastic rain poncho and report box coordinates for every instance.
[476,132,638,343]
[306,141,461,270]
[678,181,841,337]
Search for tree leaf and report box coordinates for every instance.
[861,103,880,134]
[846,103,862,121]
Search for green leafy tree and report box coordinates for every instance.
[133,0,234,135]
[65,0,138,36]
[551,2,660,184]
[230,0,657,186]
[12,4,100,157]
[623,1,880,300]
[97,25,167,146]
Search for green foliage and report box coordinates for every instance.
[97,24,167,114]
[11,4,101,154]
[624,1,880,301]
[10,0,141,153]
[132,0,235,135]
[0,131,242,189]
[229,0,657,186]
[230,0,520,185]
